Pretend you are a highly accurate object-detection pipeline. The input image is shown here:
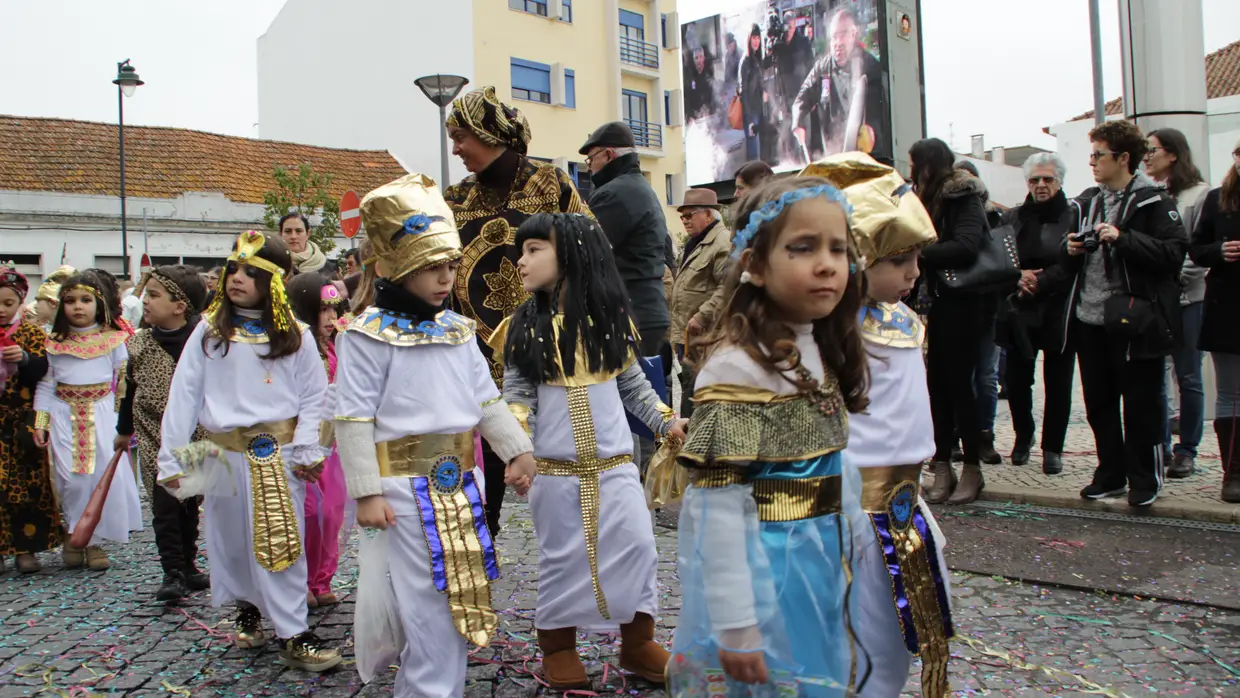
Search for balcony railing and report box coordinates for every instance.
[626,119,663,149]
[619,35,659,70]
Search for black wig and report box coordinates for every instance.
[50,271,126,340]
[504,213,637,383]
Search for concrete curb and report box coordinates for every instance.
[977,483,1240,524]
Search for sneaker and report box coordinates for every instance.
[279,631,342,672]
[1167,453,1195,479]
[1080,483,1127,500]
[185,568,210,591]
[234,603,267,648]
[156,571,190,602]
[1128,488,1159,507]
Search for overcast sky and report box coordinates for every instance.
[2,0,1238,153]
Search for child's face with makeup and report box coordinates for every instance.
[744,198,851,323]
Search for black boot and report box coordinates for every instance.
[1010,437,1032,466]
[1218,419,1240,504]
[156,570,190,602]
[1042,452,1063,475]
[186,567,210,591]
[979,430,1003,465]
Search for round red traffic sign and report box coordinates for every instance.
[340,190,361,238]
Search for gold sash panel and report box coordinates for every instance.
[377,431,477,478]
[208,418,302,573]
[54,382,112,475]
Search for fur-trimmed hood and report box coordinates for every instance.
[940,169,989,201]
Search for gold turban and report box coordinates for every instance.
[800,153,936,263]
[35,265,76,303]
[360,173,462,281]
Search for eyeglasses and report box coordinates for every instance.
[1089,150,1119,163]
[1027,176,1056,185]
[1145,146,1166,158]
[584,149,610,166]
[679,209,705,221]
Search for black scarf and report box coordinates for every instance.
[373,279,447,322]
[681,219,719,270]
[151,314,200,363]
[1017,190,1069,223]
[477,149,522,196]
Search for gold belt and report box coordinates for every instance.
[377,431,476,478]
[535,454,629,478]
[54,382,112,476]
[207,417,302,573]
[751,476,842,522]
[859,463,925,513]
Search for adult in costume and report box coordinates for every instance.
[0,266,63,574]
[442,86,591,534]
[804,153,954,697]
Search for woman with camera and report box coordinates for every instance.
[1189,138,1240,503]
[1058,120,1187,508]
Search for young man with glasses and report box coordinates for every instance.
[1055,120,1188,507]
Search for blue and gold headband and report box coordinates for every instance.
[730,184,856,261]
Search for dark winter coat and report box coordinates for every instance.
[917,170,989,298]
[1049,181,1188,359]
[997,192,1074,355]
[1188,187,1240,354]
[588,152,671,330]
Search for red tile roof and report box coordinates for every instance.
[0,115,407,204]
[1070,39,1240,122]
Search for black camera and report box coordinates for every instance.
[1072,229,1100,253]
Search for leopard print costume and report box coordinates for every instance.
[0,321,64,555]
[128,329,207,495]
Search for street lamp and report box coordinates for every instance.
[112,59,143,280]
[414,74,469,187]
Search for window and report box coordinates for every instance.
[560,0,572,22]
[665,174,674,205]
[182,257,222,271]
[150,256,181,267]
[619,9,644,41]
[664,90,671,125]
[568,163,594,199]
[565,68,576,108]
[3,254,41,287]
[623,90,662,148]
[509,0,548,17]
[661,13,668,48]
[511,58,551,104]
[622,89,648,123]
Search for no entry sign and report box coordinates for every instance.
[340,190,361,238]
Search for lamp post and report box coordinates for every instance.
[414,74,469,186]
[112,60,144,280]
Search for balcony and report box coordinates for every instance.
[619,35,659,70]
[626,119,663,150]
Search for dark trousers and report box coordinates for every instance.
[927,294,996,464]
[1073,320,1166,493]
[1006,328,1076,454]
[481,439,507,538]
[152,486,201,575]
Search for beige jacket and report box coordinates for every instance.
[669,220,733,344]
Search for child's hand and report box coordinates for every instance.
[1,346,22,363]
[113,434,131,453]
[504,453,537,496]
[32,428,48,449]
[356,495,396,530]
[718,649,769,685]
[162,478,181,490]
[295,460,326,483]
[666,418,689,442]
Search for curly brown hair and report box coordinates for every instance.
[1089,120,1148,174]
[693,176,869,413]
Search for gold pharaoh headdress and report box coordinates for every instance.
[360,173,462,281]
[35,265,76,303]
[203,230,296,332]
[800,152,937,263]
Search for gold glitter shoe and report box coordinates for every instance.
[278,631,342,672]
[234,603,267,649]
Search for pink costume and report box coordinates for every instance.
[305,340,346,597]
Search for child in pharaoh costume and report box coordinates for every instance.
[669,177,870,696]
[33,271,143,571]
[157,231,340,672]
[335,173,536,697]
[802,154,955,697]
[491,212,686,690]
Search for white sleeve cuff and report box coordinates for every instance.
[478,398,533,464]
[336,419,383,500]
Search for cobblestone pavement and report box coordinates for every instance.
[2,502,1238,696]
[972,357,1238,522]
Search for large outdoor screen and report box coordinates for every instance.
[682,0,891,185]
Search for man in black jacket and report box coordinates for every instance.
[579,121,671,353]
[1052,120,1187,507]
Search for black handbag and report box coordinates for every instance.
[1103,293,1156,339]
[936,223,1021,294]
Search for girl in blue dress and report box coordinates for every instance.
[670,176,870,696]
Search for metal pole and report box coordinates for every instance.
[118,79,130,280]
[1089,0,1107,125]
[438,103,450,186]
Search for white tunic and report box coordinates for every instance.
[33,326,143,545]
[158,319,327,639]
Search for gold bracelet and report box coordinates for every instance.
[34,411,50,430]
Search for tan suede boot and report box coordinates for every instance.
[923,461,957,504]
[619,612,671,683]
[947,463,985,505]
[62,543,84,569]
[537,627,589,690]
